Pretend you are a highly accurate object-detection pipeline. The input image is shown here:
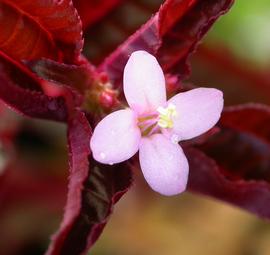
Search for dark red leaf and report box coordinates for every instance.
[46,110,133,255]
[83,0,163,64]
[0,0,83,63]
[187,104,270,219]
[221,104,270,140]
[0,52,68,121]
[0,166,66,213]
[190,45,270,105]
[98,0,234,86]
[187,146,270,219]
[73,0,124,30]
[28,58,95,94]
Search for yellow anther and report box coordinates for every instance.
[157,103,177,129]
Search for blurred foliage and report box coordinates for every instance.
[91,188,270,255]
[206,0,270,66]
[190,0,270,106]
[1,1,270,255]
[91,1,270,254]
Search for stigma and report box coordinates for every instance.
[157,103,177,129]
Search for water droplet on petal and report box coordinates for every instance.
[170,134,179,144]
[100,152,106,159]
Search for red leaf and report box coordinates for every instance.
[190,45,270,104]
[83,0,163,64]
[73,0,124,30]
[187,146,270,219]
[28,58,95,93]
[0,0,83,63]
[0,51,68,121]
[46,110,133,255]
[98,0,234,86]
[0,166,66,213]
[187,104,270,219]
[221,104,270,142]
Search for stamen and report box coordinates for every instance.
[137,104,177,136]
[157,103,177,129]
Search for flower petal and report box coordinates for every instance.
[90,109,141,164]
[139,134,189,196]
[123,50,166,114]
[168,88,224,141]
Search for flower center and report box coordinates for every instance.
[137,103,177,136]
[157,103,177,128]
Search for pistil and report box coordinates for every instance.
[137,113,159,136]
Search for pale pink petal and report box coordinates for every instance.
[90,109,141,164]
[168,88,224,141]
[139,134,189,196]
[123,50,166,114]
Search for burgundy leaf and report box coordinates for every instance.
[187,146,270,219]
[0,74,68,121]
[0,52,68,121]
[190,45,270,104]
[29,58,95,93]
[0,166,66,213]
[98,0,234,86]
[187,104,270,219]
[221,104,270,141]
[46,110,133,255]
[83,0,163,64]
[0,0,83,63]
[73,0,124,30]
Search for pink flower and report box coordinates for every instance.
[90,51,224,196]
